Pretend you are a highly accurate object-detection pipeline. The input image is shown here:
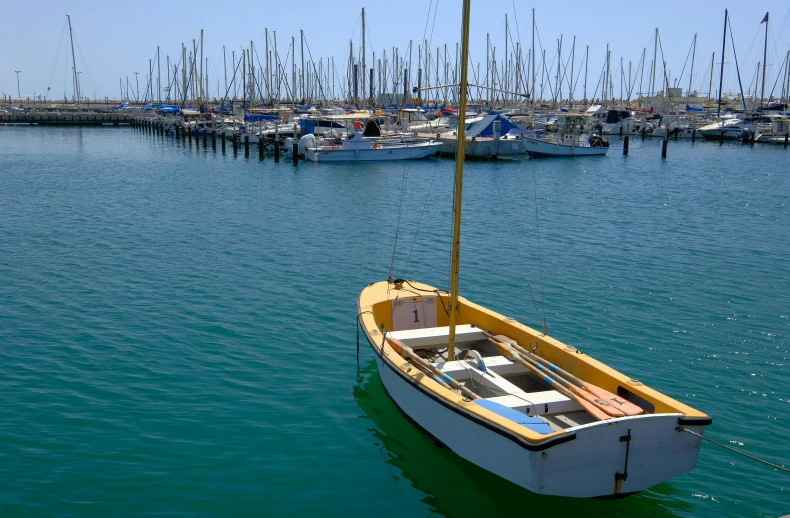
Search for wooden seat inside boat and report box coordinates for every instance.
[387,324,484,349]
[388,324,590,428]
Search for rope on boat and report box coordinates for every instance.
[403,160,442,273]
[356,310,376,363]
[678,427,790,473]
[530,154,548,336]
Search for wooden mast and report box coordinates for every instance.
[447,0,472,362]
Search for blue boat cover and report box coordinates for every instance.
[244,114,278,122]
[467,114,521,138]
[474,399,554,435]
[686,104,704,112]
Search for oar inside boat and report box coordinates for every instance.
[385,337,479,400]
[484,337,614,421]
[482,330,645,417]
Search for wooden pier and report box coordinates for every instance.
[0,112,132,125]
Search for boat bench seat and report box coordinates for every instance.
[387,324,485,349]
[439,357,582,415]
[439,355,528,377]
[485,391,581,416]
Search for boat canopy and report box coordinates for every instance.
[585,104,603,115]
[605,109,633,123]
[466,114,520,138]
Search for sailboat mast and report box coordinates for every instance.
[556,36,562,109]
[446,0,472,362]
[760,12,769,108]
[650,28,658,100]
[264,29,270,103]
[505,14,508,101]
[200,29,204,103]
[584,45,588,104]
[66,15,79,102]
[157,46,161,102]
[687,34,696,107]
[570,36,575,107]
[717,9,728,118]
[532,9,535,107]
[362,8,366,102]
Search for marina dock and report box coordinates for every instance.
[0,112,131,125]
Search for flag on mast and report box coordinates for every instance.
[761,12,768,23]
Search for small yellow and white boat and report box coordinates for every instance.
[358,280,711,498]
[358,0,710,499]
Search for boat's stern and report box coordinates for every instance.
[532,413,707,498]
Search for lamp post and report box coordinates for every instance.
[14,70,21,98]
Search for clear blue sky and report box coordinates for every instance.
[2,1,789,101]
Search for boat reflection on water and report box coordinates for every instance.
[353,359,695,518]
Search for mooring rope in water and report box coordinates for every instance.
[678,427,790,473]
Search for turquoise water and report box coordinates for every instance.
[1,126,787,517]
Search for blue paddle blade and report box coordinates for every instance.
[474,399,554,435]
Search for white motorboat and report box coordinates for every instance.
[299,132,441,162]
[523,115,609,157]
[599,109,640,135]
[523,133,609,157]
[698,117,752,140]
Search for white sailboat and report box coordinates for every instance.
[358,0,710,499]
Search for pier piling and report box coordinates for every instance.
[245,135,250,156]
[221,133,226,153]
[661,135,668,159]
[188,127,192,144]
[259,138,264,160]
[785,133,788,148]
[203,129,207,148]
[623,135,629,156]
[292,141,299,166]
[275,126,280,162]
[212,130,216,150]
[233,134,238,154]
[692,128,696,142]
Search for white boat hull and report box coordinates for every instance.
[373,350,704,498]
[523,137,608,158]
[436,136,524,158]
[699,120,752,141]
[305,142,441,161]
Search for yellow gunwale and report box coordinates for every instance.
[358,279,710,445]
